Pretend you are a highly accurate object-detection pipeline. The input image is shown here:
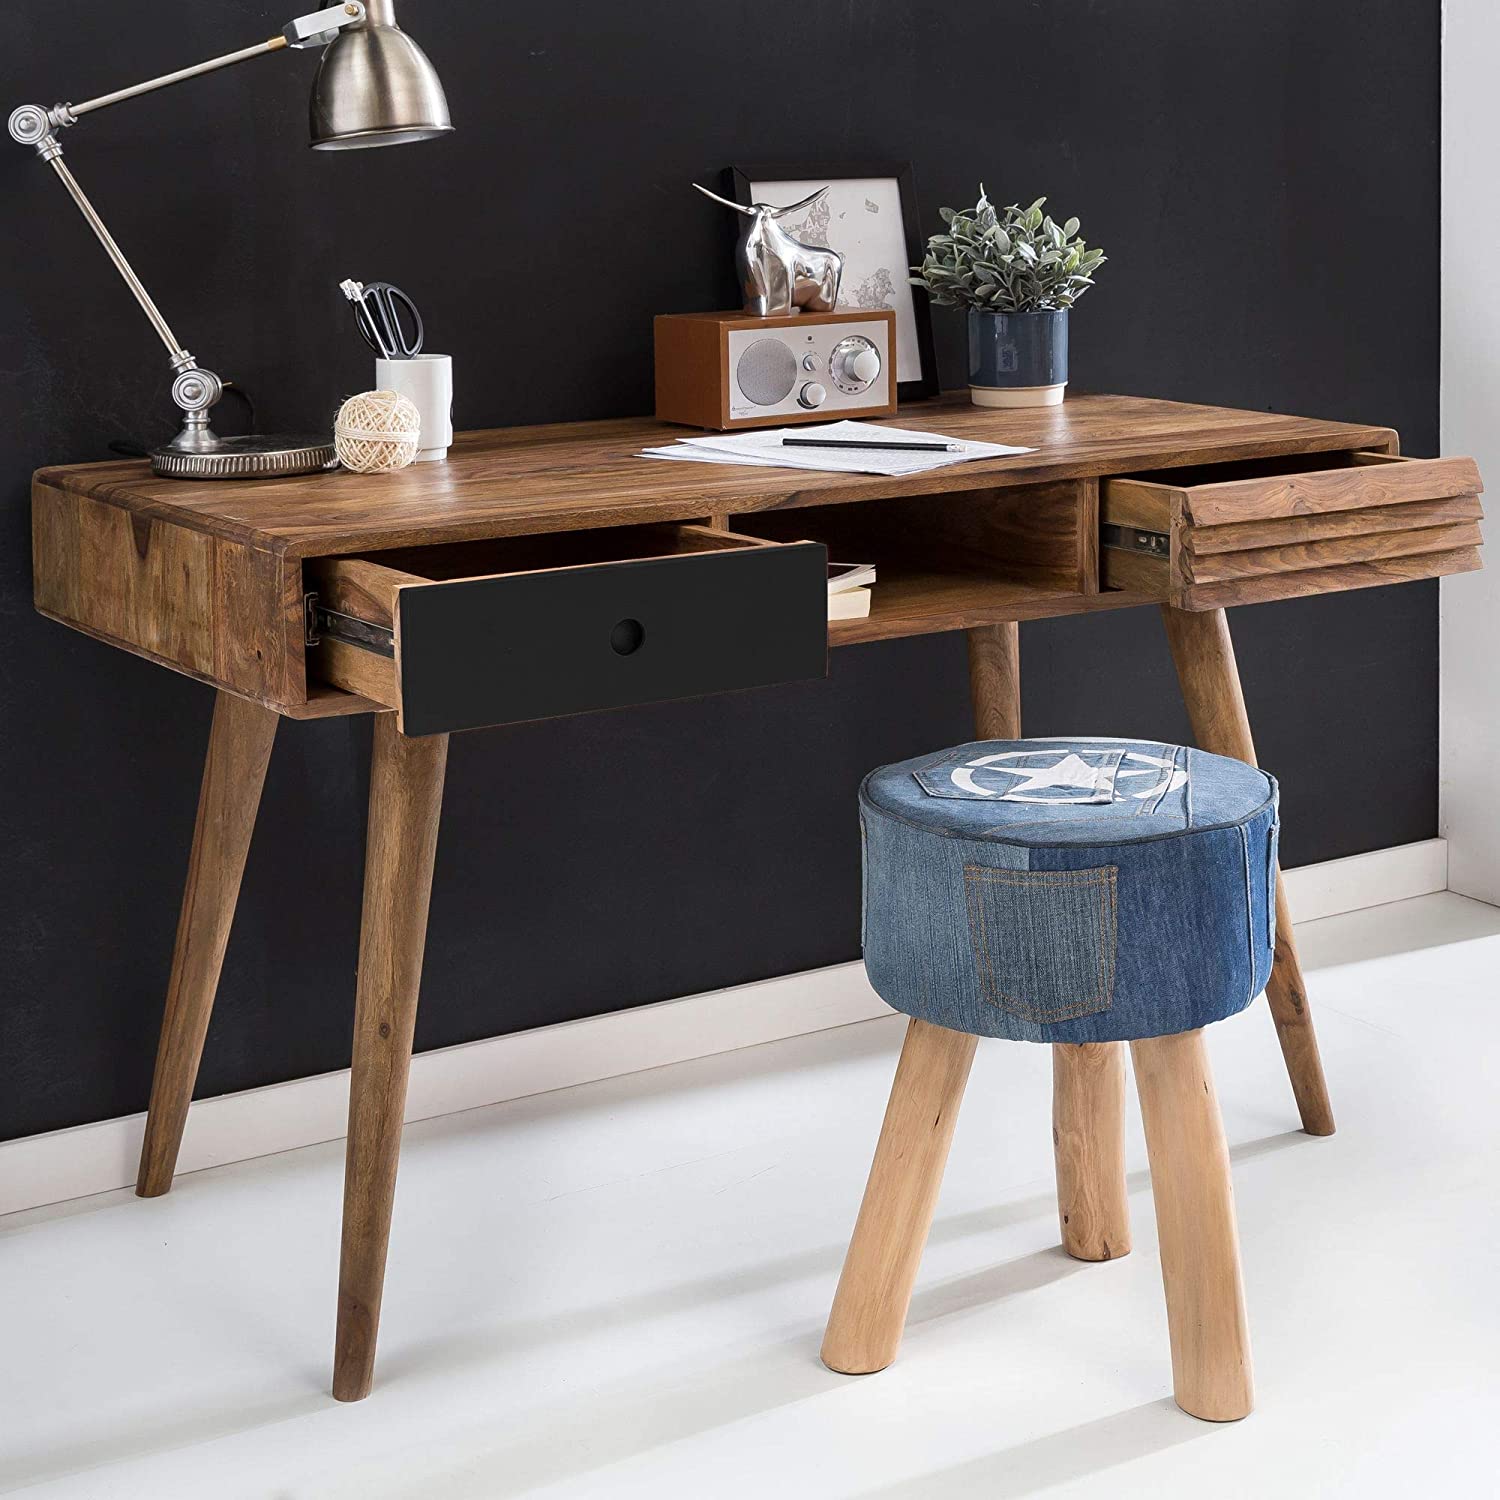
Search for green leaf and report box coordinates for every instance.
[921,188,1102,313]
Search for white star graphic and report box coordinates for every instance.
[1002,752,1115,797]
[941,745,1187,803]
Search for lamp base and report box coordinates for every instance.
[150,433,338,480]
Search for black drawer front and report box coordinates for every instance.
[396,541,829,736]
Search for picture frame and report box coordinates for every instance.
[729,162,939,401]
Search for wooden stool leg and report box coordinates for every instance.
[332,716,448,1402]
[136,690,279,1198]
[821,1018,978,1375]
[1159,605,1335,1136]
[1052,1042,1132,1260]
[1131,1029,1253,1421]
[968,622,1133,1256]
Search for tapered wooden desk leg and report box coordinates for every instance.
[822,1019,978,1375]
[1131,1030,1253,1421]
[1052,1043,1132,1260]
[1159,605,1335,1137]
[136,691,279,1198]
[968,622,1133,1254]
[332,717,448,1403]
[967,621,1020,740]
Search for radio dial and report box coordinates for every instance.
[797,381,827,409]
[830,336,882,393]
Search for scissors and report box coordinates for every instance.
[339,278,424,360]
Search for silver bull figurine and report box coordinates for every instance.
[694,183,844,317]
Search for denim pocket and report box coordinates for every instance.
[963,865,1118,1024]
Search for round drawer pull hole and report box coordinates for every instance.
[610,618,646,656]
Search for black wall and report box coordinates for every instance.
[0,1,1439,1141]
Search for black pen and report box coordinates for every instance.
[782,437,964,453]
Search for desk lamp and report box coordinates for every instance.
[8,1,452,478]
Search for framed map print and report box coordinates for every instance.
[730,162,939,400]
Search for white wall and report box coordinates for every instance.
[1441,1,1500,903]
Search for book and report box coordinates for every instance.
[829,562,876,594]
[828,561,874,621]
[829,587,872,621]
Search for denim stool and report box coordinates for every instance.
[822,736,1276,1422]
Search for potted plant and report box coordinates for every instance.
[911,191,1105,407]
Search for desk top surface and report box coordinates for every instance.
[36,393,1396,559]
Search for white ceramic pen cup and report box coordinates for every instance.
[375,354,452,462]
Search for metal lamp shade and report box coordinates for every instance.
[309,1,452,150]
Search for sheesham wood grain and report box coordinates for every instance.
[32,479,304,707]
[36,395,1401,558]
[296,683,390,719]
[312,556,426,630]
[1180,546,1481,610]
[314,638,398,709]
[1182,521,1484,584]
[1076,476,1101,593]
[29,601,382,719]
[828,575,1161,646]
[136,691,280,1197]
[37,396,1481,711]
[1102,450,1484,609]
[1176,455,1481,526]
[1160,606,1334,1136]
[736,479,1090,592]
[1103,454,1481,536]
[333,717,449,1401]
[1098,549,1169,601]
[1184,494,1483,555]
[966,620,1020,740]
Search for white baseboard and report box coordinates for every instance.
[0,838,1448,1219]
[1280,836,1447,923]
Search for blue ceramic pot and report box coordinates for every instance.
[968,308,1069,407]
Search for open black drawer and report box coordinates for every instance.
[305,523,828,736]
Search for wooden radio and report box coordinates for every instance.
[654,309,897,430]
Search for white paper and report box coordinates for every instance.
[637,420,1032,477]
[636,446,780,466]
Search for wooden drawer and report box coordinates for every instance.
[306,524,828,736]
[1101,451,1484,610]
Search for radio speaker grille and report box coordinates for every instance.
[736,339,798,406]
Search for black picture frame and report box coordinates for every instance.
[729,161,939,402]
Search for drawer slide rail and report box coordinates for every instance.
[304,593,395,658]
[1101,522,1170,558]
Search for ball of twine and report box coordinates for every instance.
[334,390,422,473]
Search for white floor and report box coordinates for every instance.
[3,893,1499,1499]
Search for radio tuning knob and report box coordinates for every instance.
[798,382,827,408]
[830,336,882,392]
[849,347,882,384]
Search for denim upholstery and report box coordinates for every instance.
[860,738,1279,1043]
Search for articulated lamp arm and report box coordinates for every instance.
[6,4,367,454]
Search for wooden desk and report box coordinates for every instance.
[31,393,1485,1399]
